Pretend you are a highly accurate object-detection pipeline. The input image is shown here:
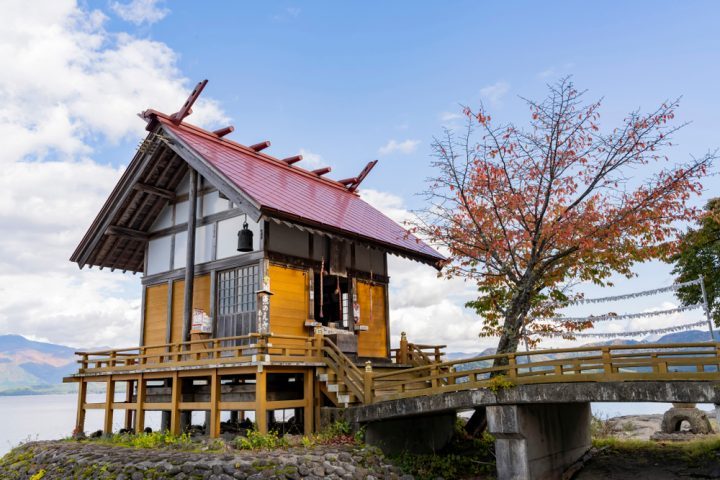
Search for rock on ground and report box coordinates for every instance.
[607,414,719,440]
[0,440,412,480]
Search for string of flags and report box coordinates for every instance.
[537,320,708,339]
[528,277,712,341]
[567,279,701,305]
[548,304,703,324]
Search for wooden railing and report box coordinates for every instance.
[75,333,320,374]
[370,342,720,402]
[320,336,368,402]
[391,332,446,366]
[74,334,720,407]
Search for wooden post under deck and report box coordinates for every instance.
[103,377,115,435]
[75,379,87,434]
[124,380,134,430]
[135,375,145,433]
[304,369,314,434]
[170,372,181,435]
[255,368,268,433]
[182,168,198,341]
[209,369,221,438]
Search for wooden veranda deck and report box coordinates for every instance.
[65,334,720,437]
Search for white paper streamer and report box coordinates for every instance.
[536,320,708,339]
[569,279,701,305]
[548,304,703,324]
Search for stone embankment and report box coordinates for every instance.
[0,441,414,480]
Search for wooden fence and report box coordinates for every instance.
[72,335,720,405]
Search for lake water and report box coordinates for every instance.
[0,394,717,456]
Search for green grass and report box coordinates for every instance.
[91,431,196,450]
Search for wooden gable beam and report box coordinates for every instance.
[106,225,149,241]
[74,138,166,268]
[160,127,263,222]
[133,183,176,201]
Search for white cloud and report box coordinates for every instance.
[480,81,510,106]
[378,139,421,156]
[298,148,326,169]
[0,0,227,347]
[439,112,462,122]
[111,0,169,25]
[537,63,575,80]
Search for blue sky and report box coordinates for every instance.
[1,0,718,349]
[91,1,720,203]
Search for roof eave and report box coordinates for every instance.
[261,208,445,269]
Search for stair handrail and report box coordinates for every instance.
[314,331,367,402]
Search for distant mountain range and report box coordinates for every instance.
[0,335,79,395]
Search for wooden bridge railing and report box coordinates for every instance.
[370,342,720,402]
[391,331,446,365]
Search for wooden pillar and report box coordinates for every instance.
[103,377,115,435]
[255,368,267,433]
[304,369,314,434]
[313,370,321,432]
[363,361,373,404]
[209,370,221,438]
[135,375,145,433]
[399,332,408,364]
[182,168,198,341]
[75,380,87,434]
[124,380,134,430]
[170,372,181,435]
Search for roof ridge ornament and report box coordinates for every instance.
[170,79,208,125]
[338,160,378,192]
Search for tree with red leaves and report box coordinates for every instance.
[415,78,715,362]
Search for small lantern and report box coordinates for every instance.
[237,220,253,252]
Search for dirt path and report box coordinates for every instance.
[575,442,720,479]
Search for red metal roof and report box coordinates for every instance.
[152,114,444,265]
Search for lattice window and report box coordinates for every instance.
[217,264,259,341]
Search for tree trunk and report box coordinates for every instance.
[492,279,535,368]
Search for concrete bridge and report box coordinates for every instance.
[344,381,720,480]
[336,341,720,480]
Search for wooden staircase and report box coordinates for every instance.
[315,337,370,407]
[315,335,448,407]
[316,367,363,407]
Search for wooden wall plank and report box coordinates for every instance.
[144,283,169,359]
[171,274,211,343]
[268,264,308,339]
[357,282,388,358]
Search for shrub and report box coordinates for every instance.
[590,413,616,439]
[96,431,194,449]
[486,374,514,393]
[235,429,288,450]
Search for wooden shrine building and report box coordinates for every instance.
[65,81,444,437]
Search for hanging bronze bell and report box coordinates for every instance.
[237,222,253,252]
